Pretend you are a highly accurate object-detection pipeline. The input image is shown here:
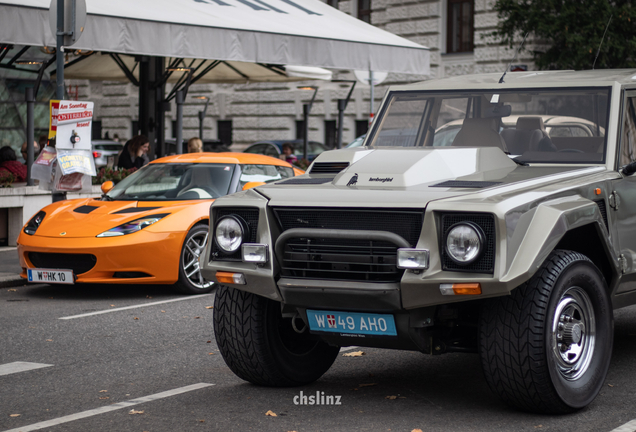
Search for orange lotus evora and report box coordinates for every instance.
[17,152,303,294]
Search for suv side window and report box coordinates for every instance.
[620,96,636,166]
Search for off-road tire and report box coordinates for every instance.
[479,249,613,414]
[173,224,215,294]
[213,284,340,386]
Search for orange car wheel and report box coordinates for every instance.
[174,224,215,294]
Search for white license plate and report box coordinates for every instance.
[306,309,397,336]
[27,268,74,284]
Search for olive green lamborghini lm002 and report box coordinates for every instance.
[201,69,636,414]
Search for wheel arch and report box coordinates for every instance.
[503,196,620,291]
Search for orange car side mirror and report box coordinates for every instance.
[242,181,266,191]
[101,181,115,194]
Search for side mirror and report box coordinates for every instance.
[101,180,115,194]
[622,161,636,177]
[242,181,266,191]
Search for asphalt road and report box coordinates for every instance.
[1,282,636,432]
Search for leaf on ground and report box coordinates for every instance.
[205,306,214,309]
[110,304,115,307]
[198,419,205,423]
[608,384,614,387]
[9,414,20,417]
[146,296,152,299]
[194,316,200,319]
[265,410,277,417]
[342,351,366,357]
[129,409,144,415]
[358,383,377,387]
[99,390,108,393]
[208,352,214,355]
[133,317,139,320]
[206,340,212,343]
[385,395,397,400]
[8,289,17,292]
[412,429,423,432]
[46,339,53,342]
[161,310,166,313]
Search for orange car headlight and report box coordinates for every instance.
[96,214,169,237]
[24,211,46,235]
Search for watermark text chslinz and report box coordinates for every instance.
[294,391,342,405]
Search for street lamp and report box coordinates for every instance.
[192,96,210,140]
[297,86,318,162]
[332,80,356,149]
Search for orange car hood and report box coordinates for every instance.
[33,198,207,238]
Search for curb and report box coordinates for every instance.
[0,275,27,288]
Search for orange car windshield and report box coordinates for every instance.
[106,163,236,201]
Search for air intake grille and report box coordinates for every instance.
[211,208,259,261]
[28,253,97,275]
[594,199,608,229]
[73,205,98,214]
[275,208,423,282]
[309,162,350,175]
[440,213,495,273]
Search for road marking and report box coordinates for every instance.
[59,294,213,320]
[0,362,53,376]
[3,382,214,432]
[610,419,636,432]
[340,346,360,352]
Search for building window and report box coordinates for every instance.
[447,0,474,53]
[327,0,338,9]
[218,120,233,146]
[358,0,371,24]
[355,120,369,138]
[295,120,305,140]
[324,120,337,149]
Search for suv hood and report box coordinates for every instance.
[257,147,598,208]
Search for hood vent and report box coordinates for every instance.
[279,177,333,185]
[74,205,98,214]
[309,162,350,175]
[430,180,503,189]
[113,207,161,214]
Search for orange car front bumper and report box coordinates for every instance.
[17,230,185,285]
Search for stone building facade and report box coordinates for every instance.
[71,0,533,151]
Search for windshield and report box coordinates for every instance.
[106,163,235,201]
[239,164,294,188]
[370,88,611,164]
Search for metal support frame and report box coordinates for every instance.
[332,80,356,149]
[25,87,35,186]
[175,90,184,154]
[195,96,210,140]
[299,86,318,162]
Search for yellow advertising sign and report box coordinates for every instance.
[49,100,60,139]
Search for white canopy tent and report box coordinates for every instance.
[0,0,429,75]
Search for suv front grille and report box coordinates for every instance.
[28,252,97,275]
[275,208,423,282]
[281,238,400,282]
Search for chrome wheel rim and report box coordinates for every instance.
[551,286,595,381]
[182,230,214,289]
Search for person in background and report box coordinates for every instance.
[21,140,39,164]
[188,137,203,153]
[281,142,297,164]
[118,135,150,169]
[0,146,27,182]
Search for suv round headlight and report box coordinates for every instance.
[445,222,484,265]
[215,216,249,253]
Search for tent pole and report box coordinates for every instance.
[176,90,184,154]
[25,87,34,186]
